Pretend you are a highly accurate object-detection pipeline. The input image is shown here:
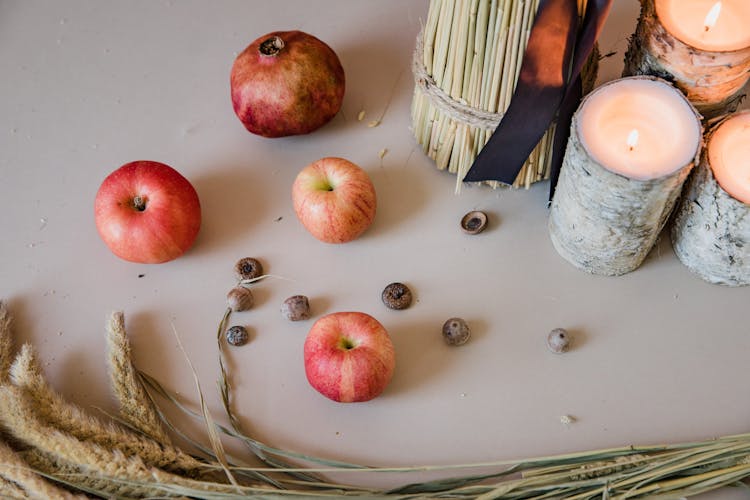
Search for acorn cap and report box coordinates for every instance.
[460,211,488,235]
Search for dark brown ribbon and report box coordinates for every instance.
[462,0,613,198]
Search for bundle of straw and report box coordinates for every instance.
[411,0,594,191]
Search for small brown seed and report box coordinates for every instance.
[227,286,254,312]
[226,325,249,346]
[442,317,470,345]
[281,295,310,321]
[381,282,412,310]
[547,328,571,353]
[235,257,263,280]
[460,211,488,235]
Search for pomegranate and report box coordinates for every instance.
[230,31,345,138]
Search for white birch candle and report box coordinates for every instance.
[671,110,750,286]
[549,77,702,276]
[623,0,750,118]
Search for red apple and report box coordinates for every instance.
[304,312,395,403]
[231,30,345,138]
[292,157,376,243]
[94,161,201,264]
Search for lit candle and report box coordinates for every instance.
[658,0,750,51]
[576,78,701,181]
[623,0,750,117]
[671,110,750,286]
[708,111,750,204]
[549,77,703,276]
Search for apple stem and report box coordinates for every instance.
[259,36,285,57]
[132,196,147,212]
[338,337,357,351]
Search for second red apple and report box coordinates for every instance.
[292,157,376,243]
[304,312,395,403]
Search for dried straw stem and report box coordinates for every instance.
[0,439,83,500]
[106,310,172,445]
[9,343,206,477]
[0,301,14,383]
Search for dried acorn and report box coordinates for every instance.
[227,286,254,312]
[442,317,471,345]
[235,257,263,281]
[381,282,412,310]
[226,325,249,346]
[281,295,310,321]
[547,328,571,353]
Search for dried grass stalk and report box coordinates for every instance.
[0,477,27,500]
[106,310,172,444]
[19,448,126,498]
[0,301,14,382]
[0,440,83,500]
[9,343,206,477]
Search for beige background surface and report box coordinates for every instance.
[0,1,748,498]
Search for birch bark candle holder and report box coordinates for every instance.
[549,77,703,276]
[623,0,750,118]
[671,111,750,286]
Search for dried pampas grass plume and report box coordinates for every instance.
[0,384,191,498]
[0,440,83,500]
[106,311,172,445]
[8,344,205,477]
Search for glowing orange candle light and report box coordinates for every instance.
[626,129,639,152]
[656,0,750,52]
[704,2,722,32]
[577,78,701,180]
[708,111,750,204]
[624,0,750,118]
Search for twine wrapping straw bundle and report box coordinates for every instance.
[411,0,594,191]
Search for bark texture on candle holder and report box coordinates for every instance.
[549,112,698,276]
[622,0,750,118]
[671,156,750,286]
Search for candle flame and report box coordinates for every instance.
[627,129,639,151]
[704,2,721,32]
